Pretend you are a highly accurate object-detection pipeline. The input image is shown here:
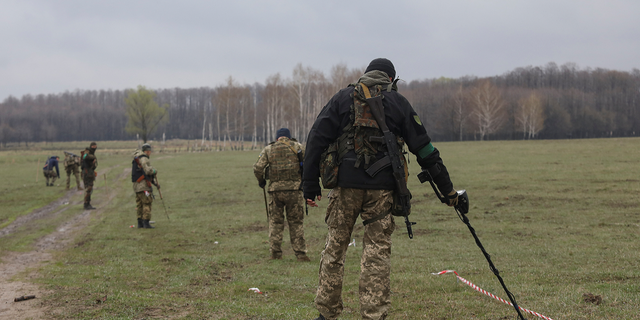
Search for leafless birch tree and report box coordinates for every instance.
[470,80,505,140]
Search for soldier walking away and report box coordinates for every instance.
[63,151,82,190]
[82,142,98,210]
[253,128,310,262]
[132,143,158,229]
[303,58,460,320]
[42,155,60,186]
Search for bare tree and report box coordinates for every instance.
[438,85,472,141]
[469,80,505,140]
[516,92,545,139]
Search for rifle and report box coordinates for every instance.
[418,171,526,320]
[364,84,416,239]
[262,186,270,223]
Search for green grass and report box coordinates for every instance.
[2,138,640,319]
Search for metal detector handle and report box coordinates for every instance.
[418,169,469,214]
[418,169,447,203]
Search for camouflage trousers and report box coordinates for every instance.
[83,176,94,204]
[43,170,58,185]
[135,191,153,220]
[66,166,81,189]
[315,187,395,320]
[268,190,307,258]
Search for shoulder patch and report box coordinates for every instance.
[413,114,422,125]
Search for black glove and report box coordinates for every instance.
[259,180,266,188]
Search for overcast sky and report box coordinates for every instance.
[1,0,639,101]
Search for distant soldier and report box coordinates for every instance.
[131,143,158,229]
[253,128,310,262]
[82,142,98,210]
[80,147,89,181]
[43,155,60,187]
[63,151,82,190]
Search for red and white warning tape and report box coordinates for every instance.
[433,270,554,320]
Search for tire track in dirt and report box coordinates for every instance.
[0,165,129,320]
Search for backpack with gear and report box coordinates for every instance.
[320,82,409,193]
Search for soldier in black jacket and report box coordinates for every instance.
[303,58,459,320]
[82,142,98,210]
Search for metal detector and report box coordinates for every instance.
[418,169,527,320]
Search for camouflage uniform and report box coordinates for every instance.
[253,136,309,260]
[303,59,457,320]
[64,152,82,190]
[82,145,98,209]
[43,169,58,185]
[132,149,156,223]
[317,188,395,320]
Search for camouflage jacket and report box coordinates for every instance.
[132,149,156,193]
[82,152,98,179]
[253,137,304,192]
[64,153,80,169]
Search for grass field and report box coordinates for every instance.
[1,138,639,319]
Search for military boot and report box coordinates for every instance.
[143,219,154,229]
[313,315,326,320]
[77,186,84,191]
[297,255,311,262]
[84,203,96,210]
[137,218,144,228]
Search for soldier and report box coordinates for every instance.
[132,143,158,229]
[303,58,459,320]
[42,155,60,187]
[82,142,98,210]
[63,151,82,190]
[253,128,310,262]
[80,147,89,181]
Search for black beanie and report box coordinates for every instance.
[365,58,396,79]
[276,128,291,139]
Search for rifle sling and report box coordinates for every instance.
[362,210,390,226]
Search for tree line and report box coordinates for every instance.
[1,62,639,148]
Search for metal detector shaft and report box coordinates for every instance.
[456,209,526,320]
[154,176,170,220]
[419,170,526,320]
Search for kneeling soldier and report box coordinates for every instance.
[132,143,158,229]
[43,155,60,187]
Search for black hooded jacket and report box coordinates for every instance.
[302,72,453,199]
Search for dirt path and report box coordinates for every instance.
[0,166,129,320]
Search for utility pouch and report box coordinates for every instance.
[391,190,412,217]
[319,142,339,189]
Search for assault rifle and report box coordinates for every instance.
[364,86,416,239]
